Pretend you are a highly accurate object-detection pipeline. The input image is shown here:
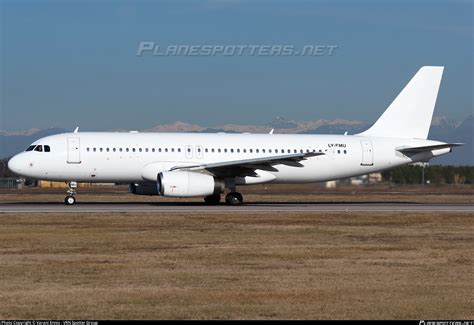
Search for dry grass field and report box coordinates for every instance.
[0,209,472,319]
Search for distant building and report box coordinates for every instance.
[38,181,92,188]
[324,172,383,188]
[38,181,118,187]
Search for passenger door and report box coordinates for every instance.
[67,137,81,164]
[360,140,373,166]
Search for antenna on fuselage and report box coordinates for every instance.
[73,127,79,133]
[269,129,274,134]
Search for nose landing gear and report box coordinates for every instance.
[65,181,77,205]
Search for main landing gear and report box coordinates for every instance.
[225,192,243,205]
[203,191,244,205]
[64,181,77,205]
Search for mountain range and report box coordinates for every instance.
[1,116,472,165]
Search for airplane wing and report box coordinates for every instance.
[170,152,324,177]
[397,143,463,154]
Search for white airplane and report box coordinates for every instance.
[8,66,462,205]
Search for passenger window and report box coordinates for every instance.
[152,148,155,152]
[237,149,240,153]
[178,148,181,153]
[262,149,265,153]
[256,149,259,153]
[139,148,142,152]
[93,148,97,152]
[212,148,215,153]
[87,147,90,152]
[113,148,116,152]
[119,148,123,152]
[26,145,36,151]
[106,148,109,152]
[132,148,136,152]
[250,149,253,153]
[100,148,103,152]
[230,149,233,153]
[165,148,168,152]
[126,148,129,152]
[344,150,347,154]
[218,149,221,153]
[243,149,246,153]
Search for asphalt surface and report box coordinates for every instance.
[0,202,472,213]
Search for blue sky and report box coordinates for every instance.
[1,0,472,131]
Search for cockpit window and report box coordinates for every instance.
[26,145,36,151]
[34,145,43,152]
[44,145,51,152]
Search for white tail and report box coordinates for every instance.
[359,66,444,139]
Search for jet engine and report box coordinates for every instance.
[158,171,224,197]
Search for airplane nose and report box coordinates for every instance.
[8,155,23,174]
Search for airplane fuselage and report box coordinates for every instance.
[8,132,448,184]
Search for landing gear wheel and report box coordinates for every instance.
[204,194,221,205]
[225,192,243,205]
[65,181,78,206]
[65,195,76,205]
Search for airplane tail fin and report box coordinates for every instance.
[358,66,444,139]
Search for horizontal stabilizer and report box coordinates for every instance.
[397,143,463,154]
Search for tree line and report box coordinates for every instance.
[382,165,474,185]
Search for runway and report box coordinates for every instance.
[0,202,472,213]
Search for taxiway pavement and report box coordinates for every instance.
[0,202,472,213]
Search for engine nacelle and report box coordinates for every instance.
[158,171,224,197]
[129,182,159,195]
